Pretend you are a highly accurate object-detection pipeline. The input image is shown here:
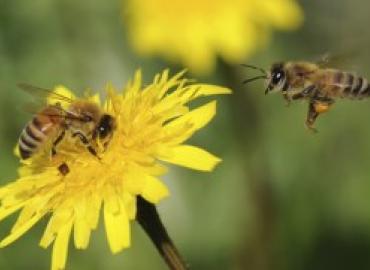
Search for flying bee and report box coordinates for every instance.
[242,61,370,131]
[18,84,116,174]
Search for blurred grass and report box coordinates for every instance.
[2,0,370,269]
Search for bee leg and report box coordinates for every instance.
[72,131,100,159]
[305,98,334,132]
[282,92,291,106]
[51,130,66,156]
[306,102,319,133]
[87,146,99,158]
[292,85,317,100]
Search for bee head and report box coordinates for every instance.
[266,62,286,94]
[93,114,116,147]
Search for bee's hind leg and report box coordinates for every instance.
[305,97,334,132]
[58,162,70,176]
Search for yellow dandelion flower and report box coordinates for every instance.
[123,0,304,75]
[0,70,231,270]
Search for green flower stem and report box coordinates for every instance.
[137,196,189,270]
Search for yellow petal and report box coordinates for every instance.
[188,84,232,99]
[51,221,73,270]
[84,193,102,230]
[141,163,168,176]
[74,218,90,250]
[11,203,38,233]
[104,195,130,253]
[40,207,73,249]
[159,145,221,172]
[0,212,44,247]
[121,192,137,220]
[40,217,57,249]
[163,101,216,144]
[73,198,91,249]
[140,175,169,204]
[88,92,101,104]
[159,84,230,109]
[124,168,148,195]
[124,69,142,96]
[153,83,230,116]
[13,144,20,159]
[11,192,54,233]
[0,203,25,222]
[157,70,187,98]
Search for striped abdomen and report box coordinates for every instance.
[18,106,63,159]
[325,71,370,99]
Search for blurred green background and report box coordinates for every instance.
[1,0,370,269]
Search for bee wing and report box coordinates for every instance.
[17,83,75,104]
[315,50,358,69]
[20,102,86,122]
[18,83,91,122]
[20,102,46,114]
[18,88,87,121]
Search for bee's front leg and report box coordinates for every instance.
[305,98,334,132]
[72,131,100,159]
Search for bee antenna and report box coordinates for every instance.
[242,75,267,85]
[241,64,267,75]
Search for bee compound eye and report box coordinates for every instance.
[272,71,284,85]
[97,114,114,139]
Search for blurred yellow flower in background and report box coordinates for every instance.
[0,70,231,270]
[123,0,303,75]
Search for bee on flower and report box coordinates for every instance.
[17,84,116,171]
[0,70,231,270]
